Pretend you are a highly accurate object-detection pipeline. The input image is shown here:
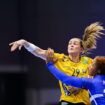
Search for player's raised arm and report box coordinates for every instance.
[9,39,47,60]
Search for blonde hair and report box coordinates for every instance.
[81,22,104,51]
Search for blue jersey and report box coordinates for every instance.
[46,62,105,105]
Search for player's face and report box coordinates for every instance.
[88,60,96,76]
[68,38,83,55]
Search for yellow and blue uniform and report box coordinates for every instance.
[53,53,93,105]
[46,63,105,105]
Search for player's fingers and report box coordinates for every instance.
[49,48,54,57]
[9,42,15,46]
[53,57,58,62]
[10,43,19,52]
[72,89,81,95]
[46,48,51,57]
[19,45,22,50]
[47,48,53,57]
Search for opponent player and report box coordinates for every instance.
[46,55,105,105]
[9,22,104,105]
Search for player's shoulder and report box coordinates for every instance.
[81,56,93,64]
[82,56,93,60]
[54,53,68,58]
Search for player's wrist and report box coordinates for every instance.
[24,43,38,52]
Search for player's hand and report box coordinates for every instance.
[9,39,25,52]
[68,86,81,95]
[45,48,58,63]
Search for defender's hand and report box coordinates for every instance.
[68,86,81,95]
[46,48,58,63]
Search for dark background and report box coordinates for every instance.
[0,0,105,105]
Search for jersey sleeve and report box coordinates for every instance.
[54,53,65,59]
[46,62,84,88]
[81,77,93,89]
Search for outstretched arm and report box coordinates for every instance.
[9,39,47,60]
[46,62,84,88]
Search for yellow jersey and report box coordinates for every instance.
[54,53,93,105]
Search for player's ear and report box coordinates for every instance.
[81,48,86,54]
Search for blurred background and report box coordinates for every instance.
[0,0,105,105]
